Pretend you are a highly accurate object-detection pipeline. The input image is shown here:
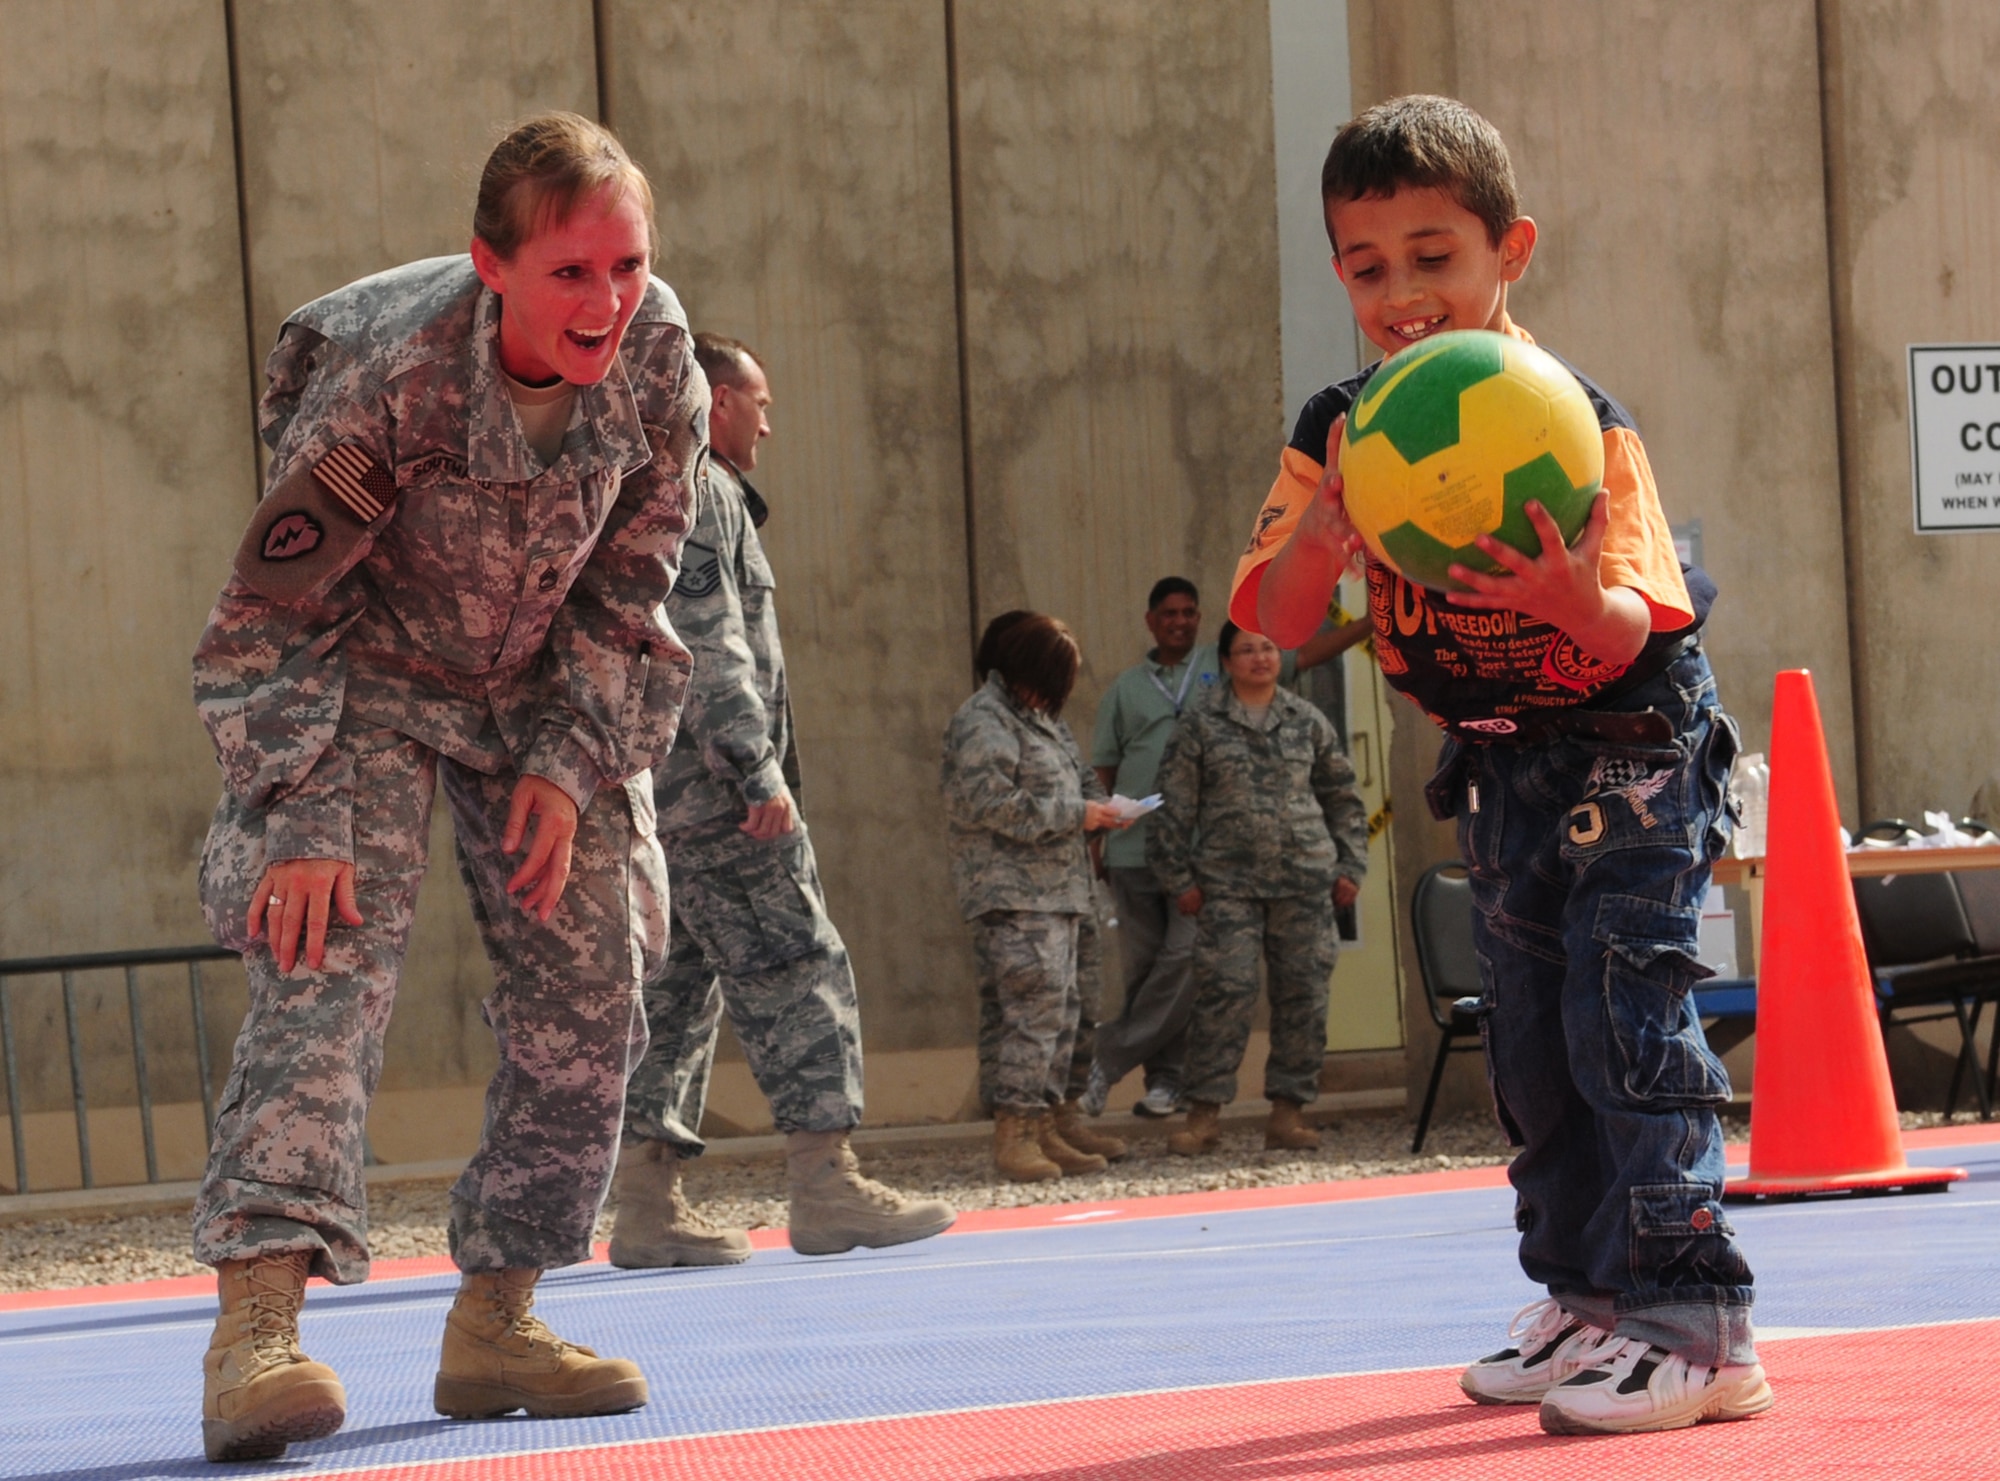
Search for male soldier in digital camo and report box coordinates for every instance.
[189,115,694,1461]
[1147,621,1369,1157]
[612,335,954,1265]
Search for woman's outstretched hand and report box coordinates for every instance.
[248,859,362,974]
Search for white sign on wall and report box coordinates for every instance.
[1909,344,2000,533]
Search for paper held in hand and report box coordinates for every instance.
[1104,794,1164,824]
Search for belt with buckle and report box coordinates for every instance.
[1444,634,1700,747]
[1448,708,1676,747]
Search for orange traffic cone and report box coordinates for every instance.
[1726,669,1964,1198]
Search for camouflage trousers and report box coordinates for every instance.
[971,910,1083,1111]
[988,908,1112,1104]
[1183,893,1337,1107]
[624,828,863,1156]
[1069,908,1102,1100]
[191,718,663,1285]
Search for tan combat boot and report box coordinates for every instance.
[1054,1098,1128,1162]
[202,1252,347,1462]
[1265,1097,1322,1151]
[1264,1096,1328,1152]
[993,1108,1063,1182]
[608,1138,752,1268]
[786,1130,958,1255]
[1039,1114,1110,1174]
[434,1269,648,1419]
[1167,1099,1224,1156]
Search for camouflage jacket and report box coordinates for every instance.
[193,255,702,865]
[941,675,1106,919]
[1147,684,1368,900]
[651,458,802,861]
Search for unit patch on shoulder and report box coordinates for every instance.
[233,438,397,604]
[261,512,322,561]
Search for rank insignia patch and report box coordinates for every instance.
[676,542,723,599]
[313,442,398,523]
[261,512,322,561]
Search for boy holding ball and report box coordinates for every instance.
[1234,95,1769,1436]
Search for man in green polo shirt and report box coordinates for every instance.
[1085,577,1366,1115]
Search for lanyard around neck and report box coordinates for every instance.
[1147,656,1199,715]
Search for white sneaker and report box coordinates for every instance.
[1538,1337,1774,1434]
[1133,1084,1181,1118]
[1459,1298,1619,1404]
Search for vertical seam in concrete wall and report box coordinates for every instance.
[592,0,614,127]
[221,0,262,498]
[942,0,981,674]
[1814,0,1870,814]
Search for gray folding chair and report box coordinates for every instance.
[1411,862,1483,1153]
[1949,867,2000,1112]
[1852,870,2000,1119]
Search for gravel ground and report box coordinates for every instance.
[2,1106,1982,1296]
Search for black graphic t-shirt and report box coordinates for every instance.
[1232,323,1711,734]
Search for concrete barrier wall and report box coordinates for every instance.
[0,2,1988,1141]
[605,1,977,1054]
[1820,0,2000,822]
[953,1,1284,719]
[0,1,256,1107]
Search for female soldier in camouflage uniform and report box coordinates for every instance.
[1147,621,1369,1156]
[941,613,1129,1181]
[188,114,700,1461]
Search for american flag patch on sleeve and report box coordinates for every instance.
[312,442,398,523]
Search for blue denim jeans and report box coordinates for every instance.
[1437,643,1757,1366]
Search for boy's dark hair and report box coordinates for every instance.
[1147,576,1198,610]
[978,610,1080,716]
[1320,95,1519,251]
[1216,620,1244,659]
[693,331,764,392]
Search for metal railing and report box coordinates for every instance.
[0,945,235,1195]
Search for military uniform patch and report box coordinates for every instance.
[398,449,470,486]
[675,542,723,600]
[261,512,322,561]
[313,443,397,522]
[233,439,397,604]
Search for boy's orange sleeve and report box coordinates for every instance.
[1598,427,1694,631]
[1233,424,1691,633]
[1229,445,1324,631]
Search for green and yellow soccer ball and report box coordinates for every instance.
[1338,329,1603,591]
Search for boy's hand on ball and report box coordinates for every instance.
[1297,415,1366,568]
[1445,492,1648,667]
